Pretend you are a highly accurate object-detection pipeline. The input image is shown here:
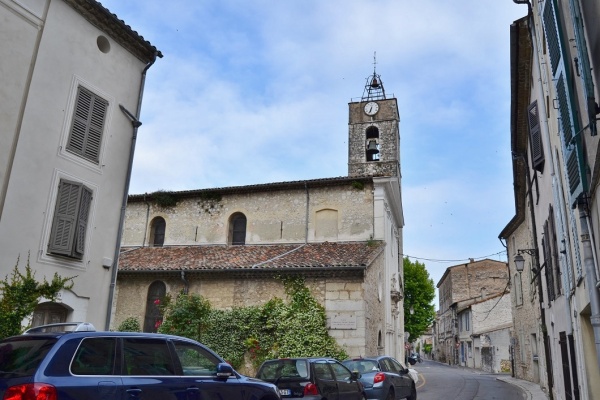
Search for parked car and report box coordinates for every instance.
[0,322,280,400]
[342,356,417,400]
[256,357,366,399]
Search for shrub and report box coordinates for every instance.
[117,317,141,332]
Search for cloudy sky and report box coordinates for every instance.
[101,0,528,303]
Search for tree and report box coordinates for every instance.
[403,257,436,342]
[0,256,75,339]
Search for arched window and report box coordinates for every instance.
[143,281,166,332]
[365,126,380,162]
[150,217,166,247]
[229,213,247,245]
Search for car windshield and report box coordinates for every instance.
[342,359,380,374]
[0,337,57,377]
[257,359,309,380]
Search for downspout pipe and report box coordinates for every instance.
[577,205,600,369]
[105,52,158,330]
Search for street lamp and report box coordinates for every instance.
[513,248,545,283]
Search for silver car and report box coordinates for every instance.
[343,356,417,400]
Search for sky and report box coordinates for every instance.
[100,0,528,306]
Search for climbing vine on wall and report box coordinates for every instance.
[0,256,75,339]
[157,276,347,371]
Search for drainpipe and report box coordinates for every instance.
[577,205,600,368]
[105,52,159,330]
[142,193,150,247]
[180,271,189,294]
[304,182,309,243]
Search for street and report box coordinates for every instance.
[411,360,525,400]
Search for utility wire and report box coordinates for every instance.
[401,250,507,263]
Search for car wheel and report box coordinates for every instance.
[406,383,417,400]
[386,389,395,400]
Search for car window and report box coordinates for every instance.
[343,360,379,373]
[390,358,405,373]
[123,338,175,376]
[0,338,57,377]
[380,358,395,372]
[257,359,310,380]
[71,337,117,375]
[329,361,351,381]
[313,361,334,380]
[172,340,221,376]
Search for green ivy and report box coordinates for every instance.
[0,256,75,339]
[151,190,178,208]
[157,276,347,371]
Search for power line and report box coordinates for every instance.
[401,250,507,263]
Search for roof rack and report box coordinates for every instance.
[24,322,96,334]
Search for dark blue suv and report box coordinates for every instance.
[0,322,280,400]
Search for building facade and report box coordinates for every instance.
[0,0,160,331]
[434,259,510,367]
[500,2,600,399]
[115,73,406,361]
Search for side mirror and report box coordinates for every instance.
[351,371,361,380]
[216,362,234,379]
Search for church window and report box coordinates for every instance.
[144,281,166,333]
[229,212,247,245]
[149,217,166,247]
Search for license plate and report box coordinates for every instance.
[278,389,291,396]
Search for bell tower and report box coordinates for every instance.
[348,62,400,178]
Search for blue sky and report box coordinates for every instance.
[101,0,528,304]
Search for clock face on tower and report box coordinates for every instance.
[364,101,379,116]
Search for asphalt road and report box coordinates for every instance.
[410,360,525,400]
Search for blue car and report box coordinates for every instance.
[342,356,416,400]
[0,322,280,400]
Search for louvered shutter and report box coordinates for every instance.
[567,0,596,136]
[66,87,107,163]
[75,186,92,256]
[527,101,544,172]
[542,0,586,205]
[48,180,81,256]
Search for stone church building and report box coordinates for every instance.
[114,72,406,360]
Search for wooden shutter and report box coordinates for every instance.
[48,180,92,259]
[542,0,586,205]
[527,101,544,172]
[49,180,81,256]
[67,87,108,163]
[75,186,92,256]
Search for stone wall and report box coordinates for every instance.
[122,183,375,247]
[113,265,384,358]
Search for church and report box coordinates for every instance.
[115,71,406,360]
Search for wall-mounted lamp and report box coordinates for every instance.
[514,248,545,283]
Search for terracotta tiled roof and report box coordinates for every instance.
[118,241,384,273]
[127,175,377,202]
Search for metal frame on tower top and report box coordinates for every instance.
[362,53,386,101]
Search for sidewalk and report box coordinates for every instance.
[495,375,549,400]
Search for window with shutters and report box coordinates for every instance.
[228,212,247,245]
[48,179,93,260]
[66,86,108,164]
[527,101,544,172]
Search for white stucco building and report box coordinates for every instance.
[0,0,160,330]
